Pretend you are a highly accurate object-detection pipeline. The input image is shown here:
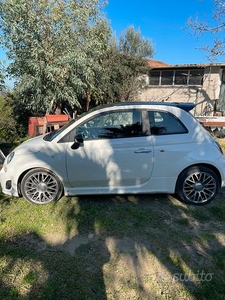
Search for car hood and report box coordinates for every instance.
[14,135,47,155]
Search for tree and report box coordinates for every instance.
[187,0,225,61]
[0,93,18,142]
[98,26,154,103]
[119,26,154,58]
[0,61,7,92]
[0,0,111,114]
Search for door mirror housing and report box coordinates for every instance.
[71,133,84,149]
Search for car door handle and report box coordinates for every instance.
[134,148,152,154]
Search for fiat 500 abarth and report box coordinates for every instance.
[1,102,225,205]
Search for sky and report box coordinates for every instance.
[0,0,221,69]
[104,0,220,65]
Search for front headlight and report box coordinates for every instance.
[7,152,15,164]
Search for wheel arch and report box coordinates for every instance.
[175,163,222,192]
[17,167,65,197]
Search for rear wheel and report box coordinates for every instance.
[176,166,219,205]
[21,168,63,204]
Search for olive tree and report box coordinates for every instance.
[98,26,154,103]
[0,0,111,113]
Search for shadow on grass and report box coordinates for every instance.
[1,192,225,299]
[0,232,109,299]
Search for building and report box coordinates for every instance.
[139,60,225,116]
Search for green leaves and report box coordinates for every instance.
[119,26,154,58]
[0,0,111,113]
[0,1,154,114]
[0,93,18,142]
[98,26,154,103]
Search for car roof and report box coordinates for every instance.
[95,101,195,112]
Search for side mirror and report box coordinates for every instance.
[71,133,84,150]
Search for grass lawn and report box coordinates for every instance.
[0,139,225,299]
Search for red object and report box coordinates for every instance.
[28,117,45,137]
[45,114,69,123]
[28,114,69,137]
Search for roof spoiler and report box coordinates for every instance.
[107,101,196,112]
[168,102,195,112]
[135,101,196,112]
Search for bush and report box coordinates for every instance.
[0,94,18,142]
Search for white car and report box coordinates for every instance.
[1,102,225,205]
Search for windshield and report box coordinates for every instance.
[43,106,106,142]
[43,119,75,141]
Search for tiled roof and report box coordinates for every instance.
[147,60,225,69]
[147,59,170,68]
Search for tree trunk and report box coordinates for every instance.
[86,90,91,111]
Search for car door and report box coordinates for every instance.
[65,109,154,190]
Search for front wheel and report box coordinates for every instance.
[21,168,63,204]
[176,166,219,205]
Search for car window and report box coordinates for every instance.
[148,111,187,135]
[76,110,144,140]
[44,119,75,141]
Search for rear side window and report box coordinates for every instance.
[148,111,188,135]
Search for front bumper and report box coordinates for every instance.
[0,165,20,197]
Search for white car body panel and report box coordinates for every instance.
[66,136,154,188]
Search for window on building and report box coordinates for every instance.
[161,71,174,85]
[149,68,204,86]
[221,69,225,83]
[174,70,188,85]
[149,71,160,85]
[189,70,204,85]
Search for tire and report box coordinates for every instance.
[21,168,63,204]
[176,166,219,205]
